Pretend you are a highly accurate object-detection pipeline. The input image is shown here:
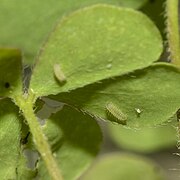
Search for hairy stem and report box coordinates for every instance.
[166,0,180,66]
[14,91,63,180]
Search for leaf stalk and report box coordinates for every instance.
[13,91,63,180]
[166,0,180,66]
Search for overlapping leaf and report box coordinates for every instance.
[108,123,177,153]
[0,0,147,64]
[30,5,162,97]
[0,98,22,179]
[16,153,37,180]
[0,49,22,97]
[36,105,102,180]
[51,63,180,128]
[81,153,166,180]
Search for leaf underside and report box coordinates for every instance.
[51,63,180,128]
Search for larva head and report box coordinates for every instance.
[0,49,22,97]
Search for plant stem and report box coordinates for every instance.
[13,91,63,180]
[166,0,180,66]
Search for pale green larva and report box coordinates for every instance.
[106,102,127,125]
[53,64,66,83]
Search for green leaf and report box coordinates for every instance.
[0,98,21,179]
[108,123,177,153]
[51,63,180,128]
[118,0,148,8]
[81,153,166,180]
[16,152,37,180]
[37,105,102,180]
[30,4,162,97]
[0,0,147,64]
[0,48,22,98]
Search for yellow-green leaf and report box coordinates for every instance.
[0,48,22,98]
[30,5,162,97]
[81,153,166,180]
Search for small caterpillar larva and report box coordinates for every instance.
[53,64,66,83]
[106,102,127,125]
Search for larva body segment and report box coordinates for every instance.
[53,64,66,83]
[106,102,127,125]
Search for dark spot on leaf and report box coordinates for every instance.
[4,82,10,88]
[149,0,155,3]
